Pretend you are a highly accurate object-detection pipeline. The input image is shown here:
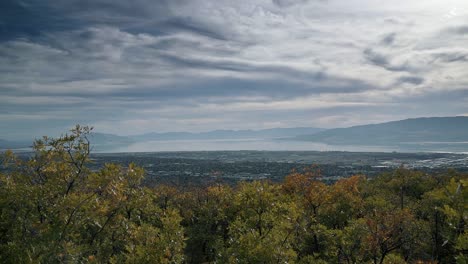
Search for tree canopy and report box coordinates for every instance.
[0,126,466,263]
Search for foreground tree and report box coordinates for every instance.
[224,181,299,263]
[0,126,184,263]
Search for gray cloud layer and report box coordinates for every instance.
[1,0,468,139]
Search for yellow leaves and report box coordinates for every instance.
[121,211,185,264]
[206,184,231,197]
[0,150,16,168]
[442,204,459,220]
[225,181,300,263]
[304,181,330,206]
[425,176,467,235]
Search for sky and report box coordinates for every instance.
[1,0,468,140]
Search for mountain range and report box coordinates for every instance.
[88,127,325,150]
[295,116,468,145]
[0,127,325,150]
[132,127,324,141]
[1,116,468,152]
[0,139,31,150]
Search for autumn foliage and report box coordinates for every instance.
[0,126,466,263]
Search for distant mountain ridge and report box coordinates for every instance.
[133,127,325,141]
[2,117,468,152]
[87,127,326,151]
[295,116,468,145]
[0,139,30,150]
[1,127,324,150]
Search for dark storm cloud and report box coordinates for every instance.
[0,0,175,40]
[59,0,172,19]
[0,1,72,40]
[51,1,227,40]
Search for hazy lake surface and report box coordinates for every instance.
[104,139,468,153]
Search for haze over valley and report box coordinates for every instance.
[2,116,468,153]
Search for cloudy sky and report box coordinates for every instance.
[1,0,468,140]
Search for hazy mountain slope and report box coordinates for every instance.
[1,133,135,151]
[134,127,324,141]
[2,128,324,151]
[89,133,135,144]
[88,133,136,151]
[0,139,30,149]
[295,117,468,145]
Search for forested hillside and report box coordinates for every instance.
[0,126,466,263]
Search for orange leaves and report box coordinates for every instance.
[283,172,312,195]
[282,166,331,218]
[334,175,364,194]
[304,181,330,214]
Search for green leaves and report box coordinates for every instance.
[0,125,185,263]
[1,126,467,263]
[225,181,299,263]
